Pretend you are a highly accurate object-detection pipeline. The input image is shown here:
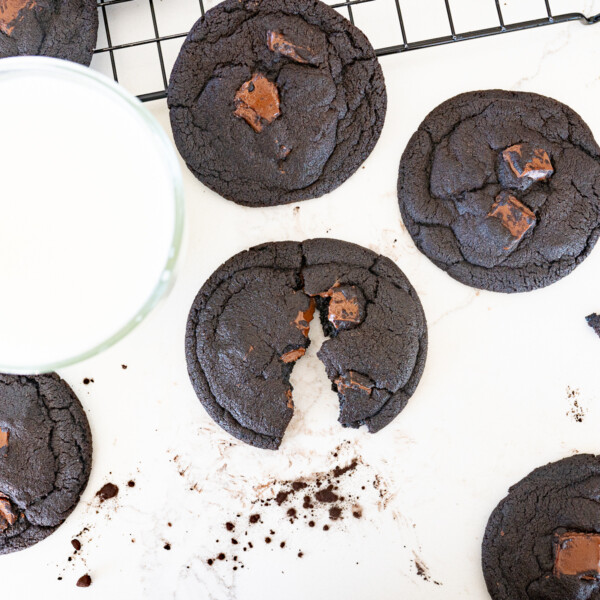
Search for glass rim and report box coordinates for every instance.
[0,56,185,375]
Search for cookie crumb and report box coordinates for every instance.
[96,483,119,501]
[586,313,600,337]
[71,539,81,551]
[76,574,92,588]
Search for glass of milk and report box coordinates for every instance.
[0,57,184,374]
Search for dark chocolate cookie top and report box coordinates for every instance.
[482,454,600,600]
[398,90,600,293]
[0,373,92,554]
[0,0,98,65]
[168,0,386,207]
[185,239,427,449]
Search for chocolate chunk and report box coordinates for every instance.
[76,574,92,588]
[324,285,365,330]
[292,299,315,337]
[0,493,17,532]
[281,347,306,363]
[335,371,373,396]
[554,532,600,578]
[0,427,8,456]
[502,143,553,182]
[96,483,119,502]
[267,30,310,63]
[0,0,33,36]
[487,191,536,250]
[234,74,280,133]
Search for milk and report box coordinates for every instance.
[0,58,182,372]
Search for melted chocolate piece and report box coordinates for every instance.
[0,0,35,36]
[267,30,310,63]
[234,73,281,133]
[502,143,553,182]
[0,493,17,532]
[335,371,373,396]
[487,191,536,250]
[281,347,306,363]
[292,299,315,337]
[554,532,600,579]
[0,428,8,456]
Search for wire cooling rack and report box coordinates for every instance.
[93,0,600,103]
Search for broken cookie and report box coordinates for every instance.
[185,239,427,449]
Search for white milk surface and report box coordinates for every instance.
[0,63,176,370]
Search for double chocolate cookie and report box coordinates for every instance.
[168,0,386,207]
[0,0,98,65]
[185,239,427,450]
[483,455,600,600]
[0,373,92,554]
[398,90,600,293]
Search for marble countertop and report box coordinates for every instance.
[4,1,600,598]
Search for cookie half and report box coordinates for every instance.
[398,90,600,293]
[0,373,92,554]
[168,0,386,207]
[185,239,427,449]
[482,454,600,600]
[0,0,98,65]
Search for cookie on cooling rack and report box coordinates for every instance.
[0,0,98,65]
[398,90,600,293]
[168,0,386,207]
[482,454,600,600]
[0,373,92,554]
[185,239,427,449]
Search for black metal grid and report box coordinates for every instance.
[94,0,600,103]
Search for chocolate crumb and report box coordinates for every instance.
[96,483,119,502]
[332,459,358,478]
[207,558,214,566]
[164,543,171,550]
[309,521,315,528]
[292,481,307,491]
[323,525,329,531]
[280,541,286,548]
[315,485,338,503]
[265,537,271,544]
[218,553,225,560]
[249,514,260,524]
[329,506,342,520]
[298,551,304,558]
[287,508,297,518]
[82,378,94,385]
[275,490,290,505]
[71,539,81,551]
[127,480,135,488]
[232,538,238,545]
[122,364,128,369]
[76,574,92,588]
[225,522,235,531]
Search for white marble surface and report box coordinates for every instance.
[4,0,600,597]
